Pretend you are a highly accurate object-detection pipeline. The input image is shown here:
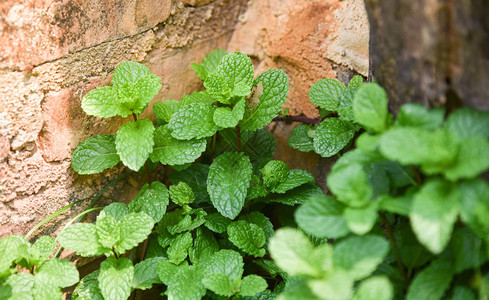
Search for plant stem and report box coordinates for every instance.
[236,126,242,152]
[132,113,138,122]
[379,212,409,284]
[272,115,322,124]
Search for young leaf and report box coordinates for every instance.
[272,169,314,194]
[132,257,164,290]
[239,211,274,243]
[58,223,110,257]
[443,136,489,181]
[213,98,246,128]
[353,83,390,133]
[31,236,55,262]
[72,270,103,300]
[265,183,324,206]
[309,78,346,111]
[217,52,254,97]
[157,209,185,248]
[153,100,181,124]
[207,152,253,219]
[167,232,193,264]
[128,181,169,223]
[204,74,232,103]
[445,107,489,140]
[337,88,356,121]
[103,202,129,220]
[240,69,289,131]
[150,125,207,166]
[295,194,350,239]
[352,276,393,300]
[96,215,120,249]
[189,228,219,264]
[396,104,444,130]
[82,87,132,118]
[115,119,155,171]
[344,201,378,235]
[333,235,389,280]
[192,49,228,81]
[98,257,134,300]
[327,163,372,208]
[261,160,289,189]
[406,257,454,300]
[115,212,154,255]
[35,258,79,289]
[313,118,357,157]
[288,124,315,152]
[227,220,266,257]
[203,249,244,281]
[71,135,120,175]
[205,213,232,233]
[239,275,268,297]
[409,179,460,254]
[168,102,220,139]
[170,182,195,206]
[169,163,210,203]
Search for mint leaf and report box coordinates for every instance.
[410,179,460,254]
[239,212,274,243]
[450,227,487,274]
[240,275,268,297]
[207,152,252,219]
[170,182,195,206]
[128,181,169,223]
[396,104,444,130]
[0,235,29,276]
[348,75,364,89]
[82,87,132,118]
[72,270,103,300]
[103,203,129,220]
[153,100,181,124]
[240,69,289,131]
[378,193,413,216]
[459,179,489,236]
[156,209,184,248]
[157,260,188,286]
[133,257,163,290]
[337,88,356,121]
[192,49,228,81]
[217,52,254,97]
[167,232,193,264]
[169,102,220,139]
[265,183,324,206]
[204,73,232,103]
[112,61,152,88]
[327,163,372,207]
[98,257,134,300]
[167,209,207,234]
[166,265,206,299]
[352,276,393,300]
[444,136,489,181]
[205,213,232,233]
[213,98,246,128]
[150,125,207,166]
[71,135,120,174]
[203,249,244,281]
[36,258,79,288]
[261,160,289,189]
[58,223,110,257]
[295,194,350,239]
[115,212,154,255]
[309,78,346,111]
[227,220,266,257]
[0,273,35,299]
[445,107,489,140]
[344,201,378,235]
[31,236,55,262]
[308,271,354,300]
[406,257,453,300]
[96,215,120,249]
[333,235,389,280]
[203,273,236,296]
[189,228,219,264]
[353,83,390,133]
[272,169,314,194]
[313,118,357,157]
[288,124,315,152]
[115,119,155,171]
[181,90,215,107]
[169,164,210,203]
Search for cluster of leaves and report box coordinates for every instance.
[271,81,489,299]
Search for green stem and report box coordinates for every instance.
[236,126,241,152]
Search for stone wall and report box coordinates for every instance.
[0,0,369,236]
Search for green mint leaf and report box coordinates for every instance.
[240,69,289,131]
[72,270,103,300]
[352,276,393,300]
[192,49,228,81]
[227,220,266,257]
[378,193,414,216]
[157,260,187,286]
[344,202,379,235]
[205,213,232,233]
[128,181,169,223]
[168,102,220,139]
[71,135,120,175]
[410,179,460,254]
[333,235,389,280]
[203,273,236,296]
[239,211,274,244]
[112,61,152,88]
[207,152,253,219]
[165,265,206,299]
[337,88,356,121]
[180,90,215,107]
[36,258,79,288]
[261,160,289,189]
[295,194,350,239]
[348,75,364,89]
[169,163,210,203]
[96,215,120,249]
[82,87,132,118]
[150,125,207,166]
[115,212,154,255]
[203,249,244,281]
[153,100,181,124]
[269,228,319,277]
[353,83,390,133]
[167,209,207,234]
[396,104,445,130]
[288,124,315,152]
[356,132,381,152]
[170,182,195,206]
[167,232,193,264]
[459,179,489,236]
[132,257,164,290]
[313,118,357,157]
[217,52,254,97]
[406,257,454,300]
[98,257,134,300]
[308,271,354,300]
[145,235,166,259]
[450,227,487,274]
[444,136,489,181]
[156,209,184,248]
[58,223,110,257]
[0,235,29,276]
[452,286,476,300]
[214,98,246,128]
[327,163,372,207]
[0,273,35,299]
[204,73,233,103]
[189,228,219,264]
[309,78,346,111]
[265,183,324,206]
[31,236,55,262]
[103,202,129,221]
[115,119,155,171]
[239,275,268,297]
[445,107,489,140]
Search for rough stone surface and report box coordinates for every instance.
[228,0,369,117]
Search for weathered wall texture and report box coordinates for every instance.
[0,0,369,236]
